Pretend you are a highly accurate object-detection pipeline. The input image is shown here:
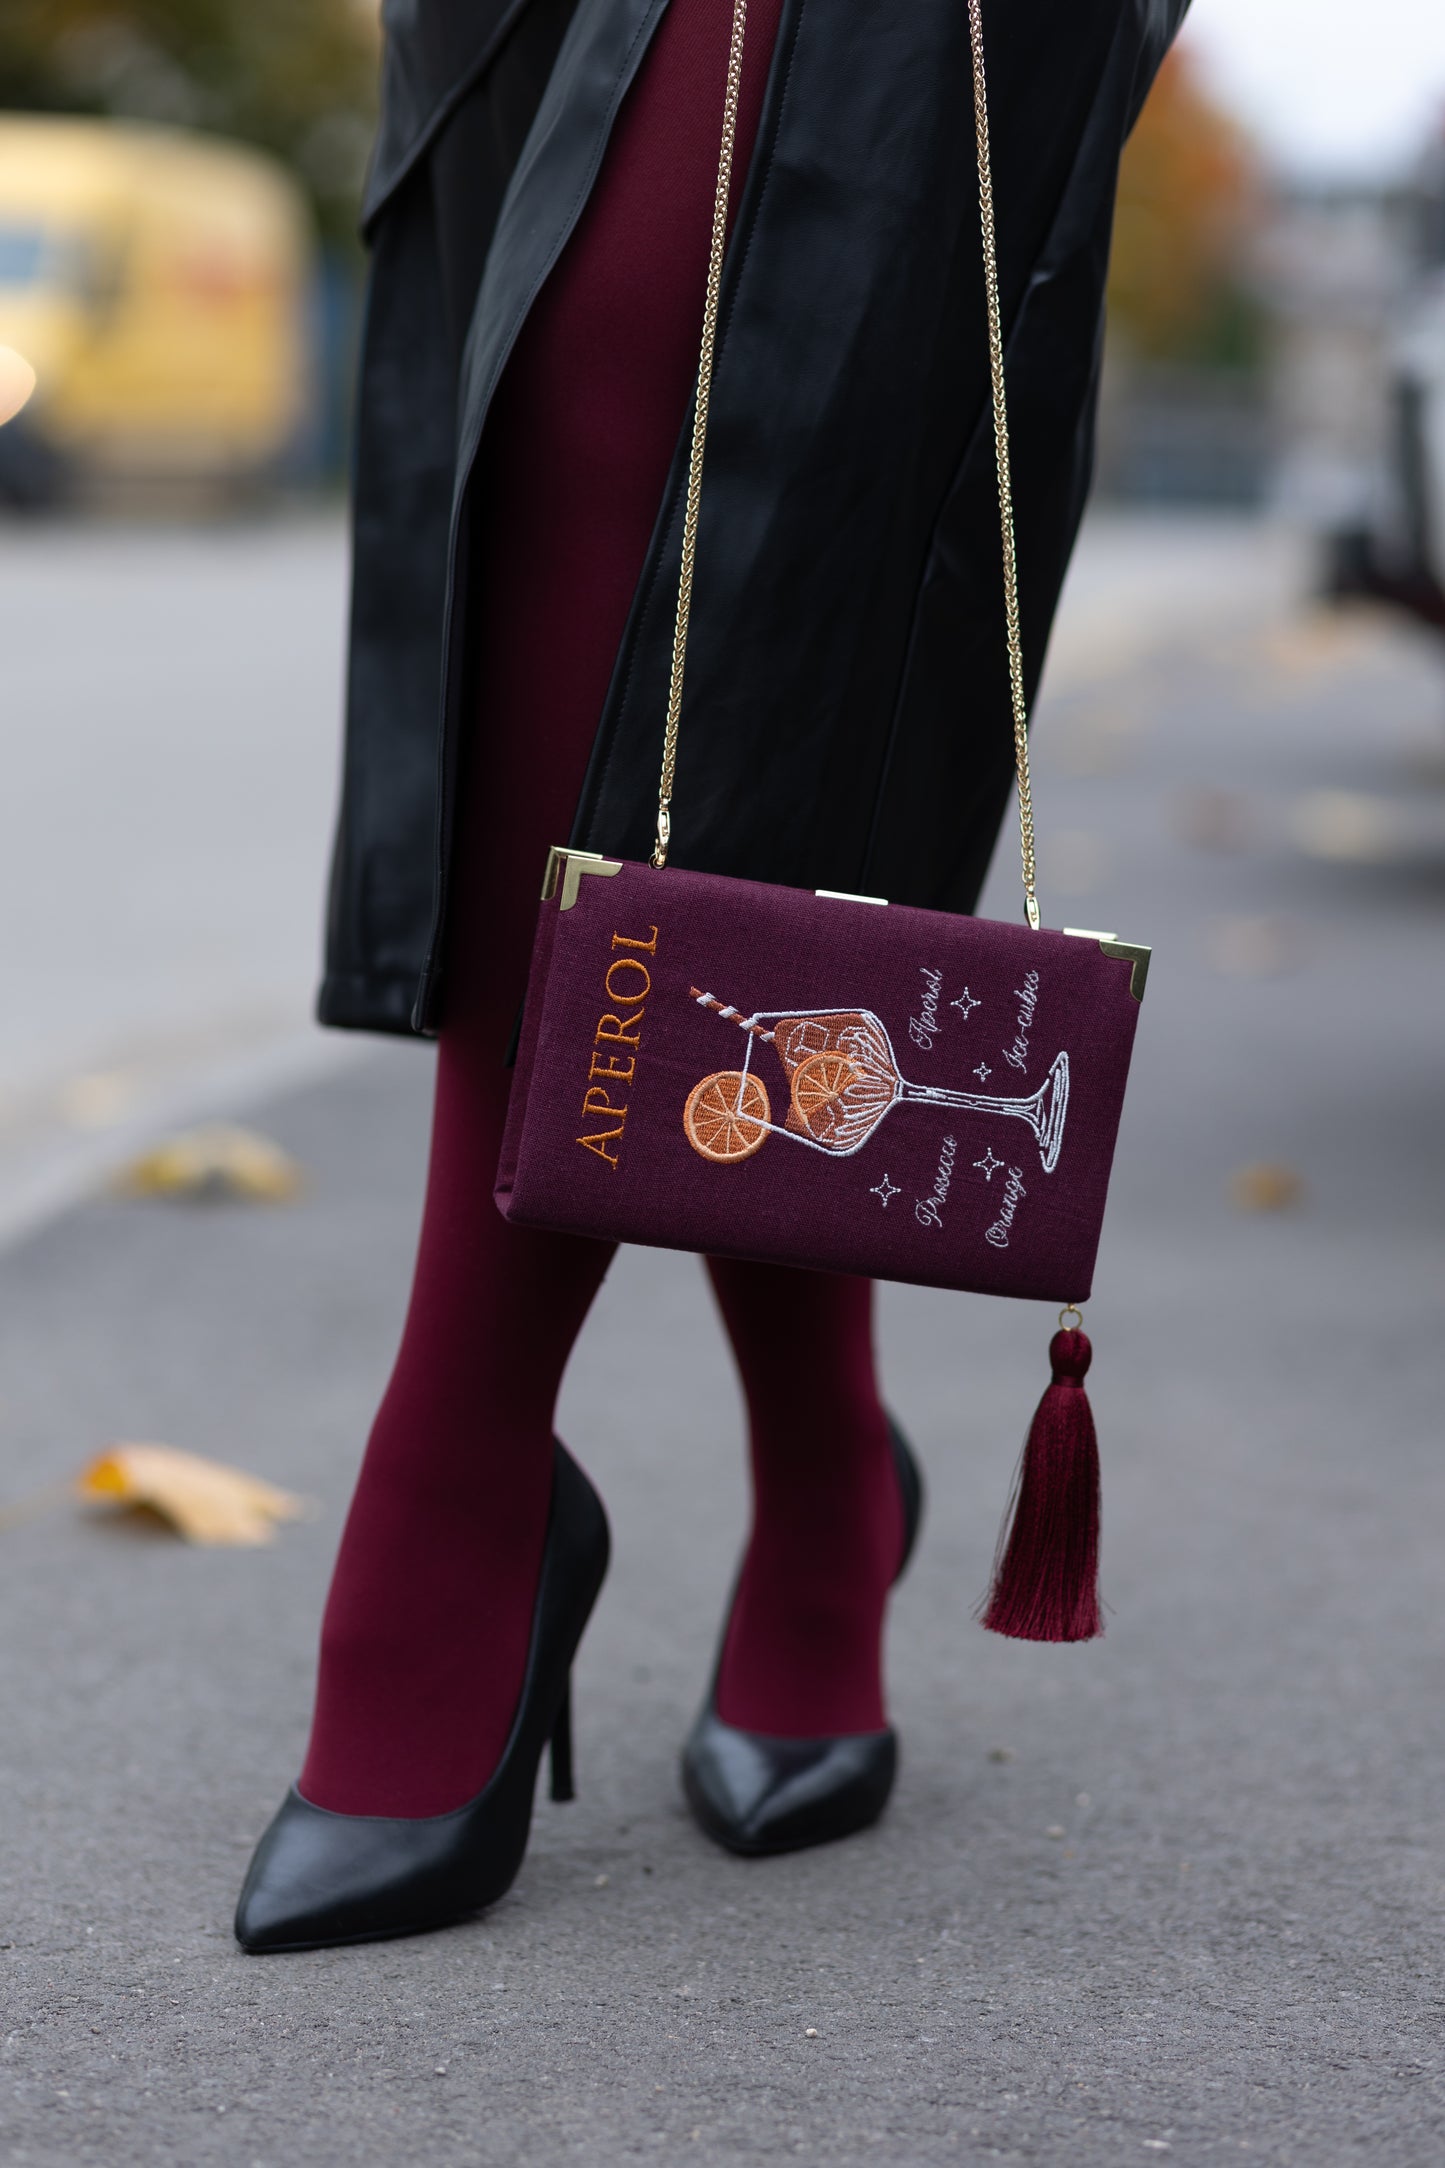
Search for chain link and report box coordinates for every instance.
[966,0,1039,928]
[652,0,748,866]
[654,0,1041,929]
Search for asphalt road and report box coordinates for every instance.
[0,518,1442,2166]
[0,514,353,1246]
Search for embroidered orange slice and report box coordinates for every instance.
[684,1071,771,1161]
[788,1051,859,1141]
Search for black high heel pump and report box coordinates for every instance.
[681,1420,923,1859]
[234,1439,609,1953]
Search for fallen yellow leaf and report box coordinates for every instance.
[113,1123,302,1202]
[77,1444,306,1545]
[1230,1163,1304,1213]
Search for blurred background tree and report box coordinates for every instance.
[1109,45,1265,372]
[0,0,379,249]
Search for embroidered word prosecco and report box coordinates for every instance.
[915,1133,958,1229]
[575,926,658,1167]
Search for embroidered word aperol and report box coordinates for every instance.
[576,926,658,1166]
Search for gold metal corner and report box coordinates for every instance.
[1099,938,1151,1002]
[1065,927,1149,999]
[541,847,624,911]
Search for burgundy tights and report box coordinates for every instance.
[300,0,902,1819]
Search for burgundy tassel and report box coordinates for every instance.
[981,1326,1102,1642]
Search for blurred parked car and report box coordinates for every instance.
[0,115,315,507]
[1325,154,1445,634]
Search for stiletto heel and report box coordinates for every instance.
[235,1439,608,1952]
[548,1673,575,1803]
[681,1419,923,1858]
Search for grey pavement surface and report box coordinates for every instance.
[0,514,356,1246]
[1,518,1443,2166]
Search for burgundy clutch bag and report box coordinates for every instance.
[497,0,1150,1642]
[498,853,1145,1308]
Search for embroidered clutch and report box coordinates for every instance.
[498,853,1144,1307]
[496,0,1149,1641]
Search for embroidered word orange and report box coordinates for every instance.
[576,926,658,1167]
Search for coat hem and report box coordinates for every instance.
[316,970,432,1039]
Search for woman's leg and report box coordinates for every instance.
[297,552,621,1817]
[298,1086,616,1818]
[299,0,786,1820]
[706,1261,904,1737]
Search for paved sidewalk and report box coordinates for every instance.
[0,514,352,1247]
[0,526,1442,2165]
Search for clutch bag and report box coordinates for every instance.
[498,854,1145,1308]
[496,0,1149,1641]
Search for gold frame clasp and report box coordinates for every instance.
[541,847,624,911]
[1063,927,1151,1002]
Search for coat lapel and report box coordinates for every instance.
[452,0,669,503]
[414,0,670,1023]
[363,0,535,231]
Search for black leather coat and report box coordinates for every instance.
[320,0,1186,1036]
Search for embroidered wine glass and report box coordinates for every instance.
[684,993,1069,1171]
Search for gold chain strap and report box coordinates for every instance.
[651,0,749,867]
[653,0,1042,932]
[966,0,1038,928]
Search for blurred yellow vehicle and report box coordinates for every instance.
[0,115,315,505]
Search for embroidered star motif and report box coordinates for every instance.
[973,1061,992,1081]
[870,1173,900,1208]
[951,987,981,1019]
[973,1147,1004,1181]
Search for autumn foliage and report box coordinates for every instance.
[0,0,379,244]
[1109,45,1262,368]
